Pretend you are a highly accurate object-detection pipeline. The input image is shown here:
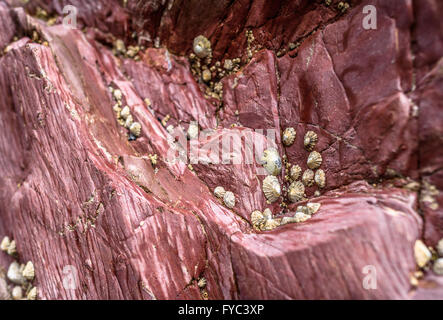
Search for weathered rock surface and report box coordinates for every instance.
[0,0,442,299]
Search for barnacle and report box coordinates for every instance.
[261,208,280,231]
[315,169,326,188]
[129,122,141,137]
[22,261,35,281]
[306,202,321,215]
[0,236,10,251]
[294,211,311,223]
[7,261,24,285]
[307,151,322,169]
[223,191,236,209]
[261,148,282,176]
[414,240,432,268]
[262,175,281,203]
[214,186,226,199]
[304,131,318,151]
[187,122,199,140]
[434,259,443,275]
[124,114,134,129]
[197,277,207,288]
[12,286,23,300]
[290,164,302,181]
[437,239,443,257]
[287,181,305,203]
[202,69,211,82]
[120,106,131,119]
[282,127,296,147]
[7,239,16,256]
[27,287,37,300]
[302,169,315,187]
[113,89,122,101]
[193,35,212,59]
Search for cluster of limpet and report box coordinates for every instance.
[109,86,142,141]
[280,202,321,226]
[1,236,38,300]
[250,208,281,231]
[112,38,141,61]
[412,238,443,277]
[213,186,236,209]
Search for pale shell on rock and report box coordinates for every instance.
[7,261,25,285]
[262,175,281,203]
[0,236,10,251]
[290,164,302,181]
[7,239,16,256]
[251,210,265,230]
[414,240,432,268]
[304,131,318,151]
[129,122,141,137]
[263,218,280,231]
[433,258,443,275]
[27,287,37,300]
[302,169,315,187]
[282,127,296,147]
[197,277,207,288]
[22,261,35,281]
[124,114,134,129]
[315,169,326,188]
[214,186,226,199]
[280,216,297,225]
[306,202,321,215]
[12,286,23,300]
[113,89,122,101]
[287,181,305,203]
[294,211,311,223]
[307,151,322,170]
[261,148,282,176]
[120,106,130,119]
[193,35,212,59]
[223,191,236,209]
[437,238,443,257]
[187,122,199,140]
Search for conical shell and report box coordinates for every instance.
[7,239,16,256]
[129,122,141,137]
[304,131,318,151]
[263,218,280,231]
[280,216,298,225]
[27,287,37,300]
[307,151,322,169]
[193,35,212,58]
[302,169,315,187]
[22,261,34,281]
[262,176,281,203]
[288,181,305,203]
[294,211,311,223]
[282,127,296,147]
[214,186,226,199]
[306,202,321,215]
[251,210,264,230]
[223,191,236,209]
[290,164,302,181]
[0,236,10,251]
[261,148,282,176]
[315,169,326,188]
[120,106,130,119]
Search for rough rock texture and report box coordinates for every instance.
[0,0,442,299]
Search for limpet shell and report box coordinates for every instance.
[414,240,432,268]
[251,210,264,230]
[214,186,226,199]
[113,89,122,101]
[282,127,296,147]
[120,106,131,119]
[223,191,236,209]
[302,169,315,187]
[280,216,297,225]
[197,277,207,288]
[12,286,23,300]
[304,131,318,151]
[261,209,280,231]
[124,114,134,129]
[27,287,37,300]
[261,148,282,176]
[294,211,311,223]
[22,261,35,281]
[315,169,326,188]
[307,151,322,169]
[306,202,321,215]
[290,165,302,181]
[7,261,25,285]
[262,176,281,203]
[287,181,305,203]
[193,35,212,59]
[7,239,16,256]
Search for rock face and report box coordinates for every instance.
[0,0,442,299]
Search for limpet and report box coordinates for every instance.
[414,240,432,268]
[12,286,23,300]
[261,148,282,176]
[27,287,37,300]
[0,236,10,251]
[7,261,25,285]
[433,258,443,275]
[120,106,131,119]
[129,122,141,137]
[306,202,321,215]
[251,210,265,230]
[282,127,296,147]
[214,186,226,199]
[193,35,212,59]
[307,151,322,170]
[315,169,326,188]
[437,238,443,257]
[290,164,302,181]
[223,191,236,209]
[197,277,207,288]
[287,181,305,203]
[124,114,134,129]
[261,208,280,231]
[304,131,318,151]
[262,175,281,203]
[302,169,315,187]
[7,239,16,256]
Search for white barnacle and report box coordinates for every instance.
[214,186,226,199]
[294,211,311,223]
[12,286,23,300]
[187,122,199,140]
[113,89,122,101]
[307,151,322,170]
[302,169,315,187]
[124,114,134,129]
[7,239,16,256]
[280,216,298,225]
[306,202,321,215]
[282,127,296,147]
[197,277,207,288]
[193,35,212,59]
[261,148,282,176]
[414,240,432,268]
[287,181,305,203]
[130,122,142,137]
[304,131,318,151]
[22,261,35,281]
[433,258,443,275]
[261,208,280,231]
[290,164,302,181]
[27,287,37,300]
[262,175,281,203]
[315,169,326,188]
[437,238,443,257]
[120,106,131,119]
[223,191,236,209]
[251,210,265,230]
[0,236,10,251]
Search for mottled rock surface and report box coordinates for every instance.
[0,0,442,299]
